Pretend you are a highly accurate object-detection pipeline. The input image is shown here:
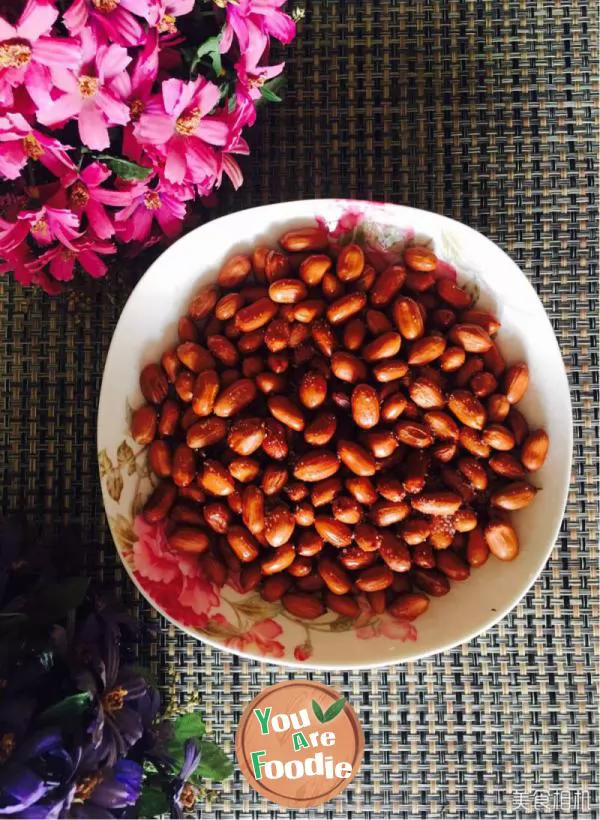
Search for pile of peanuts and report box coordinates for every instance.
[132,226,549,623]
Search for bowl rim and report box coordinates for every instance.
[98,197,573,670]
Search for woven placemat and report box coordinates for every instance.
[0,1,598,818]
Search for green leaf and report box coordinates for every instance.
[256,76,286,106]
[36,577,89,620]
[189,35,222,77]
[39,692,92,730]
[311,700,325,723]
[328,615,357,632]
[195,739,233,781]
[96,155,151,181]
[233,594,280,621]
[323,696,346,723]
[172,712,206,743]
[135,784,169,819]
[259,85,282,103]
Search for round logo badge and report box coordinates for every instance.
[236,680,364,808]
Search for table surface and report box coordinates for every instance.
[0,2,598,818]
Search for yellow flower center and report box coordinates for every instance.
[248,75,265,89]
[92,0,119,12]
[78,76,100,98]
[74,774,104,802]
[158,13,177,34]
[144,192,161,210]
[31,217,48,234]
[175,108,201,136]
[0,43,32,69]
[102,685,127,712]
[180,783,198,810]
[69,182,90,208]
[0,733,15,764]
[22,133,43,160]
[60,248,75,261]
[129,98,144,122]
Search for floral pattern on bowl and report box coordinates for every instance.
[98,199,572,669]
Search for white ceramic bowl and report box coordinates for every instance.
[98,199,572,670]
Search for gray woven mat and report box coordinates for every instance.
[0,1,598,818]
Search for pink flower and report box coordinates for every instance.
[65,162,133,239]
[353,597,417,642]
[0,205,81,253]
[149,0,194,36]
[63,0,152,47]
[293,642,312,662]
[41,233,116,281]
[115,179,189,243]
[0,240,45,288]
[131,516,220,629]
[38,42,131,150]
[225,618,285,659]
[220,0,296,54]
[110,32,159,162]
[0,0,81,108]
[136,77,229,185]
[0,112,77,182]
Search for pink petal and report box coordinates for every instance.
[85,200,114,239]
[228,11,250,52]
[380,617,417,641]
[263,9,296,43]
[164,140,187,184]
[136,113,174,145]
[196,118,229,147]
[97,44,132,82]
[97,6,144,46]
[37,93,81,126]
[96,90,131,126]
[194,81,221,117]
[161,77,198,117]
[78,105,110,151]
[251,618,283,640]
[185,140,217,180]
[81,162,111,188]
[32,37,81,68]
[222,154,243,190]
[130,31,159,91]
[23,62,53,110]
[132,206,154,241]
[109,71,131,100]
[170,0,195,14]
[219,23,234,54]
[17,0,58,42]
[49,251,75,282]
[49,66,79,94]
[0,145,27,180]
[239,19,269,67]
[120,0,152,19]
[155,204,184,238]
[93,186,133,207]
[79,248,109,278]
[62,0,87,35]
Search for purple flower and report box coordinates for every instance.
[0,728,79,816]
[74,617,156,766]
[68,759,142,819]
[169,739,202,819]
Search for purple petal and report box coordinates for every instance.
[180,739,202,781]
[0,765,49,814]
[88,760,142,809]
